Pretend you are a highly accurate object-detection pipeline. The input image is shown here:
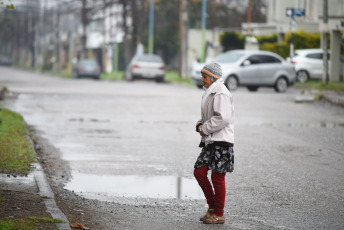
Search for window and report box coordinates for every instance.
[259,55,281,63]
[306,52,331,60]
[137,55,163,63]
[247,55,261,65]
[214,53,245,63]
[306,53,322,59]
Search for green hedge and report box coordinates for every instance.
[260,42,290,59]
[220,30,343,59]
[257,30,322,58]
[256,34,278,45]
[284,31,321,49]
[219,32,245,51]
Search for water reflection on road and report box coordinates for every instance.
[64,173,204,200]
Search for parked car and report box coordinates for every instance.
[286,49,330,82]
[192,50,296,92]
[124,54,165,82]
[0,55,12,66]
[73,59,101,80]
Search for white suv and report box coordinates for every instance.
[287,49,330,82]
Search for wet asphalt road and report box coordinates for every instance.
[1,66,344,230]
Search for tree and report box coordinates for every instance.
[0,0,14,9]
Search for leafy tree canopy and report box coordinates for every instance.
[1,0,14,9]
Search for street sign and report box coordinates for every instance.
[294,9,305,17]
[286,8,305,17]
[286,8,294,17]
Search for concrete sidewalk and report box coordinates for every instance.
[295,89,344,107]
[321,91,344,107]
[0,163,71,230]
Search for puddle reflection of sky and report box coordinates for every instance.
[64,173,204,200]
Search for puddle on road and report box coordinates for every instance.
[64,173,204,200]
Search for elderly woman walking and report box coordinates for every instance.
[194,63,235,224]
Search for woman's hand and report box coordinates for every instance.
[199,125,206,137]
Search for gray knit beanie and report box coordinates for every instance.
[201,63,222,81]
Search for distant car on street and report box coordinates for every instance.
[124,54,165,82]
[286,49,330,82]
[192,50,296,92]
[0,55,12,66]
[73,59,101,80]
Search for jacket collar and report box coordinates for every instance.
[209,78,224,94]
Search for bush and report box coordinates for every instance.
[258,30,321,58]
[284,30,321,50]
[219,32,245,51]
[256,34,278,46]
[260,42,289,59]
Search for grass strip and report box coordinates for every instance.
[0,107,35,175]
[165,71,194,86]
[296,80,344,92]
[0,217,63,230]
[0,218,37,230]
[27,217,64,223]
[100,71,124,81]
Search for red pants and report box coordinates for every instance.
[194,165,226,216]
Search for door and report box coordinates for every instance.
[238,55,262,85]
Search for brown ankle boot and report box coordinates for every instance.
[203,214,225,224]
[199,209,214,221]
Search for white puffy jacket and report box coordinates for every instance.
[197,82,234,146]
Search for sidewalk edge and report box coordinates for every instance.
[32,162,71,230]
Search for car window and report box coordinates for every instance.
[305,52,331,60]
[80,60,98,66]
[258,55,281,63]
[247,55,261,65]
[214,53,245,63]
[137,55,163,63]
[306,53,322,59]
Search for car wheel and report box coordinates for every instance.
[124,72,134,81]
[247,86,259,92]
[155,76,164,83]
[94,75,100,80]
[274,77,288,93]
[296,70,309,83]
[196,84,203,89]
[72,71,79,79]
[225,75,238,91]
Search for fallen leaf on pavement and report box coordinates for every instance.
[70,221,89,230]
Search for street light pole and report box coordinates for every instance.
[200,0,206,63]
[290,14,295,62]
[112,5,119,73]
[148,0,154,54]
[322,0,329,85]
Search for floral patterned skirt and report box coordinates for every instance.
[194,145,234,173]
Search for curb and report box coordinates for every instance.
[295,90,344,107]
[1,85,70,229]
[322,93,344,107]
[32,162,71,230]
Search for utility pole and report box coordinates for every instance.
[290,14,295,62]
[148,0,154,54]
[200,0,206,63]
[68,14,74,75]
[42,0,47,69]
[111,4,119,73]
[247,0,251,36]
[211,0,217,42]
[102,0,107,73]
[322,0,329,85]
[81,0,87,59]
[179,0,188,78]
